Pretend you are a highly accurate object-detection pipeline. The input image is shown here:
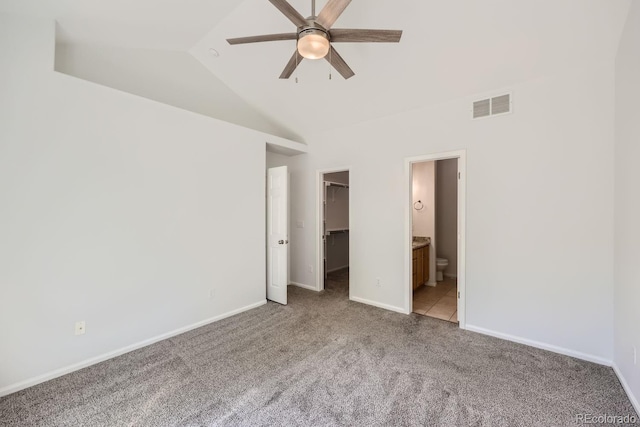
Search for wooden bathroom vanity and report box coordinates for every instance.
[412,240,430,290]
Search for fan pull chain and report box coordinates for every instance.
[329,48,332,80]
[295,49,299,84]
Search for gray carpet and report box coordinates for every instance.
[1,270,637,426]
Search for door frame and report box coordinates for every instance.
[405,150,467,328]
[316,167,352,294]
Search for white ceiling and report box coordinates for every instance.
[2,0,631,140]
[191,0,631,137]
[1,0,240,50]
[55,44,299,140]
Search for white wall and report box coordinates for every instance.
[285,66,616,362]
[412,161,435,239]
[614,1,640,411]
[266,152,290,169]
[436,159,458,277]
[0,16,277,394]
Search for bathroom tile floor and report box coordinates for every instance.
[412,277,458,323]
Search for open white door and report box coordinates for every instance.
[267,166,289,305]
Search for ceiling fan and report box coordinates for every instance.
[227,0,402,80]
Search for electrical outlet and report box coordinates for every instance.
[296,220,305,229]
[376,278,381,287]
[308,265,313,273]
[74,321,86,336]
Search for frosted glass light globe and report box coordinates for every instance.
[297,32,330,60]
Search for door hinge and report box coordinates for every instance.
[458,291,460,298]
[458,172,461,179]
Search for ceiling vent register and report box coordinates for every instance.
[472,93,512,119]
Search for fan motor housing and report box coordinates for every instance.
[298,20,330,41]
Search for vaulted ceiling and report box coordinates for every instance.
[2,0,631,141]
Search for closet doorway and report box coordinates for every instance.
[316,169,350,298]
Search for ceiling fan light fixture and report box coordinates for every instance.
[297,29,330,60]
[226,0,403,79]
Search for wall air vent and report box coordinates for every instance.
[473,99,491,119]
[472,93,512,119]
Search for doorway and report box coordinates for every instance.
[316,169,350,297]
[405,151,466,328]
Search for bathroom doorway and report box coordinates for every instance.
[316,169,350,298]
[405,151,466,328]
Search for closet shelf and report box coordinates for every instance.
[326,228,349,234]
[324,181,349,189]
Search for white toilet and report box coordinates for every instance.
[436,258,449,281]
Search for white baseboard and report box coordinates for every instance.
[465,324,612,366]
[0,300,267,398]
[289,282,317,291]
[350,296,408,315]
[613,363,640,417]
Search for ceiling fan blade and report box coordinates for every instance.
[330,29,403,43]
[280,50,304,79]
[269,0,307,28]
[316,0,352,29]
[227,33,297,45]
[325,45,355,79]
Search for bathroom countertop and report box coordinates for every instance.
[412,237,431,250]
